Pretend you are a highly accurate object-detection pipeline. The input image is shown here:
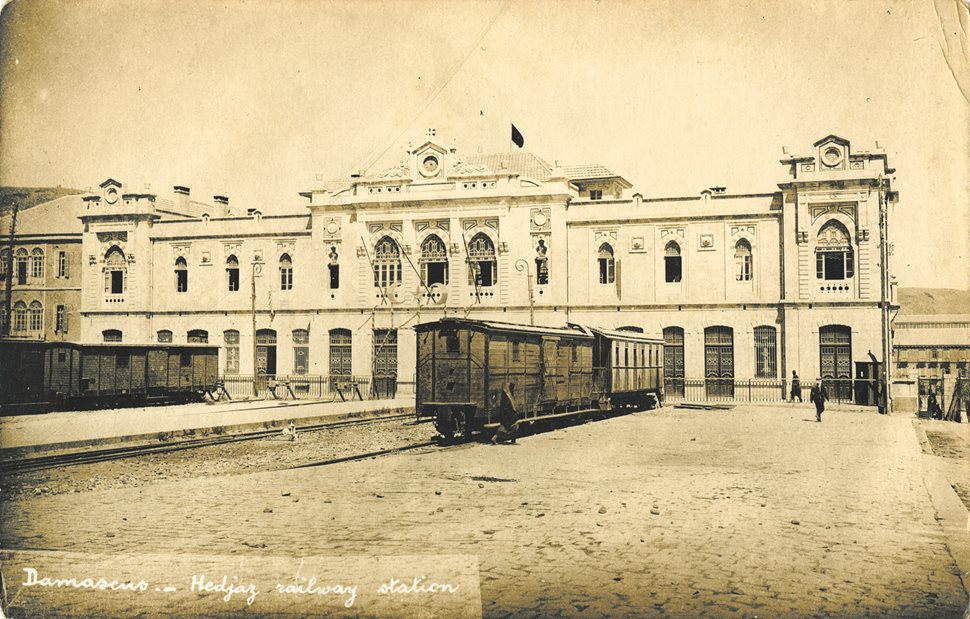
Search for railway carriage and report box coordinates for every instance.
[0,340,219,414]
[415,318,663,439]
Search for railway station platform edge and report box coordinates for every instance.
[0,397,416,459]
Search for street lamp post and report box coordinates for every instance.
[514,259,534,326]
[251,257,263,397]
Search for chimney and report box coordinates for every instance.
[213,195,229,214]
[173,185,190,212]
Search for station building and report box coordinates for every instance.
[73,133,897,404]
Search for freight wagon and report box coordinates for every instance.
[0,340,219,414]
[415,318,663,439]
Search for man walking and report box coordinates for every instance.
[790,371,802,402]
[810,379,829,422]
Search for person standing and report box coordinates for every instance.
[790,371,802,402]
[810,380,829,422]
[492,383,520,444]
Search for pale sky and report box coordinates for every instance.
[1,0,968,289]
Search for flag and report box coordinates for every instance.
[511,124,524,148]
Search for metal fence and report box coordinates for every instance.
[664,377,881,406]
[217,374,380,401]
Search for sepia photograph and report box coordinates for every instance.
[0,0,968,616]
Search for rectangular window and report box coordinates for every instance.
[176,269,188,293]
[280,267,293,290]
[512,340,521,362]
[224,330,240,374]
[157,330,173,343]
[590,189,603,200]
[227,267,239,292]
[446,332,461,353]
[329,264,340,289]
[55,305,67,332]
[30,253,44,278]
[293,329,310,375]
[17,259,27,285]
[754,326,777,378]
[58,251,68,278]
[29,306,43,331]
[111,270,124,294]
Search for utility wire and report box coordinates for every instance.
[355,0,512,175]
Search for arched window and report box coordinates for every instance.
[28,301,43,331]
[102,329,123,343]
[15,248,28,284]
[187,329,208,344]
[467,233,497,287]
[329,328,352,377]
[104,246,126,295]
[374,237,402,289]
[735,239,752,282]
[753,325,777,378]
[663,327,685,397]
[0,249,8,280]
[223,330,240,374]
[226,255,240,292]
[279,253,293,291]
[175,256,188,292]
[597,243,615,284]
[30,248,44,279]
[664,242,682,283]
[293,329,310,375]
[704,326,734,397]
[420,235,449,286]
[157,330,173,343]
[816,220,854,281]
[12,301,27,332]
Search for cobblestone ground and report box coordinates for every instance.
[2,405,968,618]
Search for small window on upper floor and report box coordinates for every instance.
[590,189,603,200]
[664,242,682,283]
[58,251,68,278]
[598,244,615,284]
[735,239,752,282]
[175,257,188,293]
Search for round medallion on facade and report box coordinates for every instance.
[105,187,119,204]
[532,211,548,227]
[420,154,440,177]
[822,147,842,167]
[325,221,339,235]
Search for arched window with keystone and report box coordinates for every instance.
[815,220,854,281]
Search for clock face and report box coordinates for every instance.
[822,147,842,167]
[421,155,440,177]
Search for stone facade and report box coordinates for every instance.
[71,133,897,402]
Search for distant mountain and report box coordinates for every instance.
[0,186,85,214]
[897,288,970,315]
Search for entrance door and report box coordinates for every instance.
[663,327,685,397]
[820,326,852,401]
[372,329,398,399]
[255,329,277,393]
[704,326,734,398]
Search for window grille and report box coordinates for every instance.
[187,329,208,344]
[293,329,310,375]
[329,328,352,376]
[102,329,123,343]
[157,330,173,343]
[373,329,398,377]
[753,325,777,378]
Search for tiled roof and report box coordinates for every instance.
[560,164,618,180]
[464,152,553,181]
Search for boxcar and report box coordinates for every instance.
[415,318,663,439]
[590,326,665,410]
[0,340,219,414]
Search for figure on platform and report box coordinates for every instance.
[810,379,828,422]
[790,370,802,402]
[535,239,549,285]
[492,383,520,445]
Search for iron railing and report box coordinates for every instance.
[217,374,376,401]
[663,377,881,406]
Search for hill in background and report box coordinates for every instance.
[897,288,970,315]
[0,186,85,215]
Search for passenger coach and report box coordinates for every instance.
[415,318,663,439]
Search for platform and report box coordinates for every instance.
[0,396,415,456]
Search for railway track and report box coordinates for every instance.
[0,412,420,475]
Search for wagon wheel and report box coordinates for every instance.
[435,413,456,440]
